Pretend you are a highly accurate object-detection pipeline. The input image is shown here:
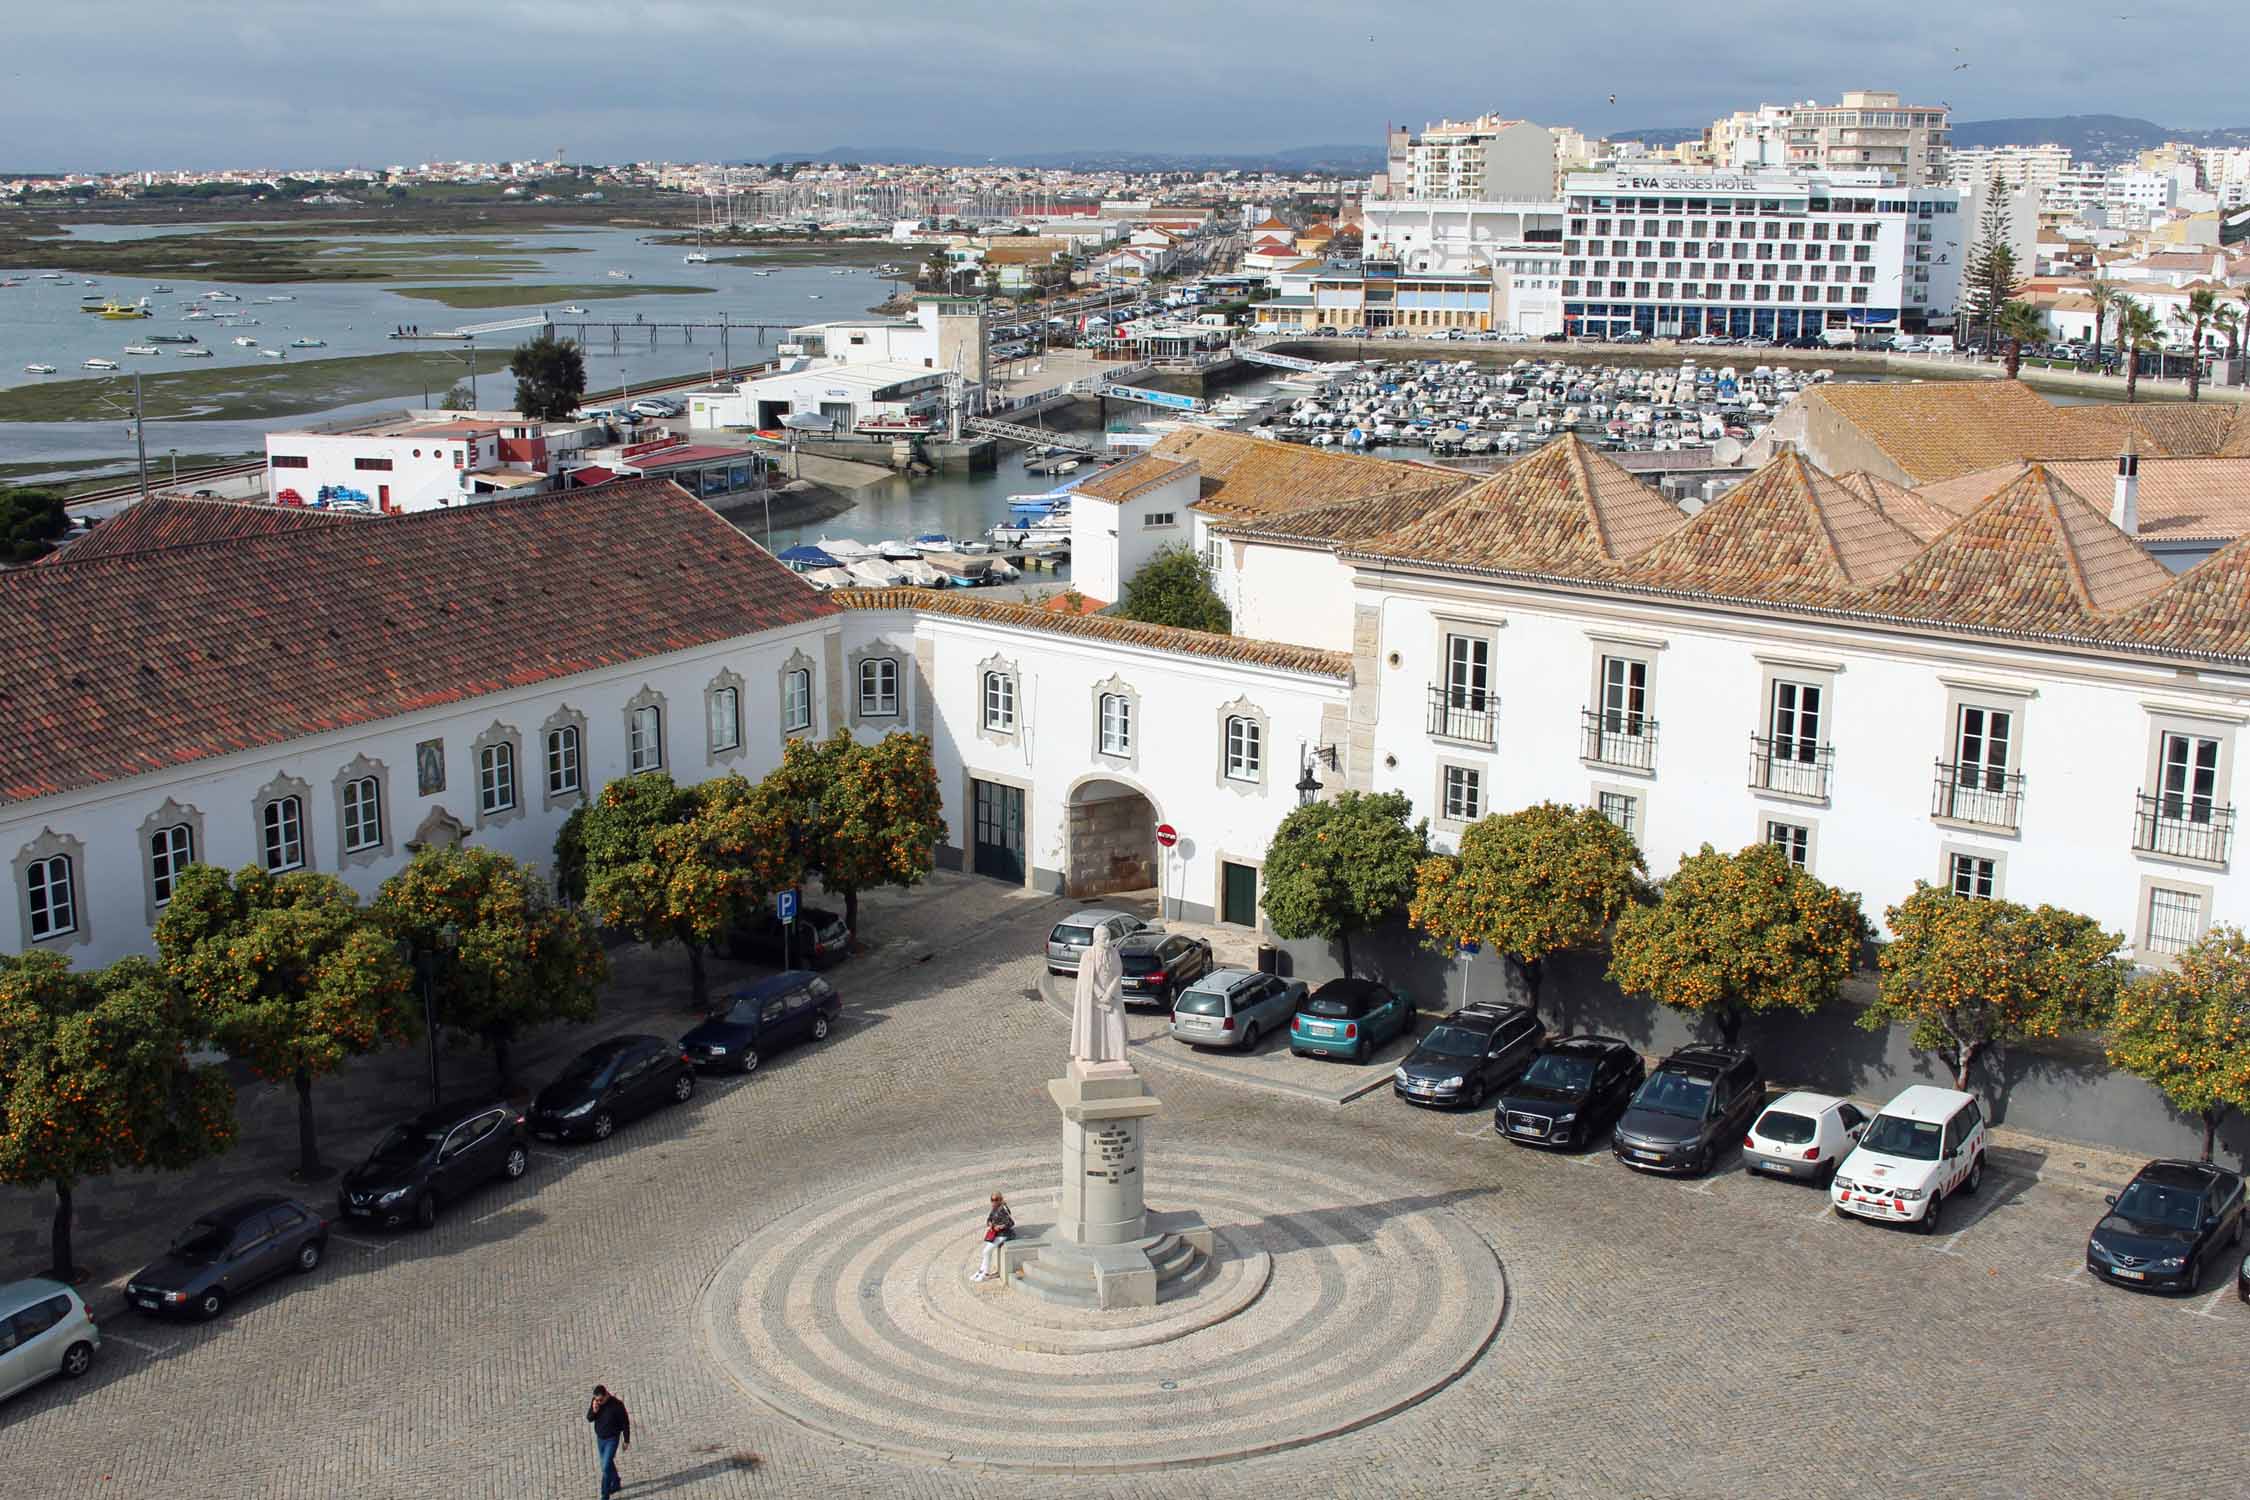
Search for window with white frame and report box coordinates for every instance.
[263,796,306,872]
[1766,819,1810,868]
[1949,852,1998,900]
[629,704,664,772]
[1600,656,1648,736]
[777,670,810,734]
[1597,790,1638,838]
[2143,885,2206,956]
[1445,633,1492,711]
[1099,692,1132,756]
[2156,731,2221,822]
[1769,679,1822,760]
[710,683,743,752]
[341,777,382,853]
[1223,715,1262,782]
[983,670,1016,732]
[148,823,194,907]
[1443,765,1483,822]
[1143,510,1176,528]
[859,658,899,717]
[545,726,581,798]
[25,854,75,940]
[478,742,517,816]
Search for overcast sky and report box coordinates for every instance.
[8,1,2248,171]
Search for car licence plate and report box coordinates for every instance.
[2112,1268,2145,1280]
[135,1296,158,1310]
[346,1205,371,1217]
[1631,1149,1661,1161]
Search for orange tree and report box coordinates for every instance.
[0,953,236,1279]
[573,771,799,1008]
[1860,883,2124,1094]
[2108,925,2250,1161]
[155,864,416,1180]
[374,846,609,1093]
[1410,801,1644,1018]
[1606,842,1865,1047]
[764,729,946,941]
[1262,791,1426,977]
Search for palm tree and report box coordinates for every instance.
[2168,287,2221,400]
[2087,277,2119,369]
[2116,301,2163,403]
[2214,303,2243,372]
[1991,300,2046,380]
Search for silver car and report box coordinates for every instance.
[1169,969,1308,1051]
[0,1279,99,1403]
[1045,909,1146,976]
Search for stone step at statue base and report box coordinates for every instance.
[1007,1216,1215,1309]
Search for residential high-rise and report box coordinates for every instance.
[1392,113,1557,202]
[1785,91,1952,186]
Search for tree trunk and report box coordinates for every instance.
[842,887,860,942]
[686,942,708,1010]
[2125,349,2141,403]
[1952,1039,1984,1093]
[488,1027,516,1096]
[2004,339,2022,380]
[49,1179,75,1282]
[1337,928,1354,978]
[2202,1107,2224,1164]
[1518,956,1544,1022]
[1717,1005,1742,1049]
[292,1067,323,1180]
[2091,310,2105,370]
[2188,322,2204,401]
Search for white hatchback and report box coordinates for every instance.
[0,1279,100,1403]
[1830,1084,1988,1234]
[1744,1091,1868,1184]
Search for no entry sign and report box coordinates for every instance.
[1154,823,1179,849]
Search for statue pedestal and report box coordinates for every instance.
[1004,1060,1211,1310]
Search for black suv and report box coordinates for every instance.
[1116,931,1214,1007]
[1496,1035,1646,1150]
[2086,1158,2247,1294]
[1612,1045,1764,1176]
[529,1033,696,1143]
[339,1099,530,1229]
[1393,1003,1545,1110]
[126,1196,328,1320]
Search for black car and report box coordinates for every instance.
[338,1099,530,1230]
[1116,931,1214,1007]
[528,1033,696,1143]
[1496,1035,1646,1149]
[2086,1159,2247,1294]
[1392,1003,1545,1110]
[725,906,850,967]
[1612,1045,1764,1176]
[126,1196,328,1320]
[680,970,841,1075]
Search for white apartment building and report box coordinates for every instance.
[1560,168,1964,340]
[1785,91,1952,186]
[1388,115,1557,203]
[1947,143,2074,197]
[1708,105,1797,171]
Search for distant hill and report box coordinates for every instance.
[763,145,1386,175]
[1950,114,2250,164]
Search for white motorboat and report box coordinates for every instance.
[606,270,632,279]
[204,291,239,302]
[559,304,587,314]
[82,357,118,370]
[149,284,173,293]
[806,293,823,300]
[291,337,325,348]
[895,558,944,587]
[38,272,67,280]
[23,363,56,374]
[265,294,294,302]
[260,348,287,359]
[750,270,772,277]
[801,566,856,591]
[177,347,213,358]
[812,535,877,561]
[876,539,922,561]
[233,336,258,347]
[845,559,908,588]
[683,251,709,264]
[182,310,211,320]
[122,345,161,356]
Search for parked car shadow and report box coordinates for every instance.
[1206,1186,1504,1251]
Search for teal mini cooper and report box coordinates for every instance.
[1289,977,1412,1063]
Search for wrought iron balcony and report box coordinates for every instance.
[1931,762,2024,830]
[1749,735,1833,799]
[2133,792,2235,864]
[1427,684,1497,746]
[1582,708,1658,771]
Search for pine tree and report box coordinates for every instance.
[1961,178,2022,354]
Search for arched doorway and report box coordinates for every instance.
[1064,775,1159,900]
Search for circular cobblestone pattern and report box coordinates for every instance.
[701,1144,1508,1471]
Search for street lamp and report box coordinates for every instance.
[398,921,461,1108]
[1294,752,1322,808]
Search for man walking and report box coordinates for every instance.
[587,1384,631,1498]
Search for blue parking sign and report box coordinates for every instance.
[777,888,799,922]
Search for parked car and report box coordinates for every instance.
[1743,1091,1868,1184]
[1495,1034,1645,1148]
[339,1099,530,1230]
[529,1033,696,1142]
[628,398,680,419]
[1289,977,1413,1063]
[2085,1159,2246,1293]
[1169,968,1307,1051]
[1393,1003,1545,1110]
[0,1280,98,1402]
[1830,1084,1986,1233]
[125,1196,328,1320]
[726,906,850,967]
[680,970,840,1074]
[1612,1045,1764,1176]
[1115,930,1214,1007]
[1045,909,1146,976]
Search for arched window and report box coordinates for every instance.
[263,796,305,871]
[341,777,383,852]
[1099,692,1132,757]
[148,822,194,907]
[25,853,75,939]
[629,703,664,772]
[1224,715,1262,782]
[983,671,1016,732]
[860,657,899,718]
[478,741,517,815]
[545,724,582,798]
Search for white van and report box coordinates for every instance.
[1830,1084,1987,1234]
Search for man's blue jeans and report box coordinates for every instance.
[597,1435,621,1497]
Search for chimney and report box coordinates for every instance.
[2111,448,2140,535]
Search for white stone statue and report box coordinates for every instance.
[1068,925,1129,1066]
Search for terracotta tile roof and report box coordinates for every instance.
[1831,471,1960,542]
[0,480,835,806]
[2110,537,2250,655]
[826,588,1350,679]
[1915,456,2250,546]
[1799,380,2114,483]
[1629,450,1925,600]
[1211,480,1466,547]
[2055,401,2247,458]
[1351,435,1686,574]
[1150,428,1470,520]
[1070,454,1195,505]
[1858,466,2174,630]
[41,495,363,565]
